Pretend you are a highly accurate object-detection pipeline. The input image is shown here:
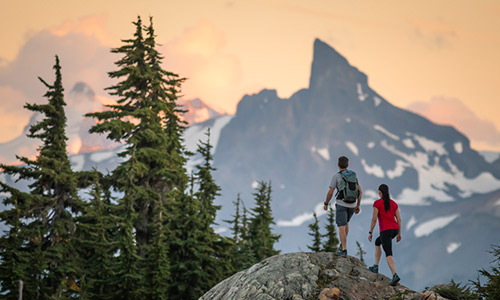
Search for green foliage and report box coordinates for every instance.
[236,204,257,270]
[75,170,118,300]
[355,241,366,264]
[85,15,189,251]
[307,212,321,252]
[472,245,500,300]
[432,280,480,300]
[322,207,339,253]
[247,181,281,262]
[167,190,207,299]
[226,194,242,243]
[0,56,81,299]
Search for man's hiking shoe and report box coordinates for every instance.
[336,249,347,257]
[390,273,401,286]
[368,265,379,273]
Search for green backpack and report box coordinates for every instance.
[338,170,359,203]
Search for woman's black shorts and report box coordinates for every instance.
[375,229,399,256]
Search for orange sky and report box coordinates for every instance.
[1,0,500,151]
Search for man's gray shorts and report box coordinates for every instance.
[336,204,355,227]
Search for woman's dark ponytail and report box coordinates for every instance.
[379,184,390,212]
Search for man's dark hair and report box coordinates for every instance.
[338,156,349,169]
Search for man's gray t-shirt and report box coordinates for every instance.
[330,170,358,208]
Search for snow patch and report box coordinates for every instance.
[447,242,461,254]
[373,96,382,107]
[251,181,259,189]
[277,202,327,227]
[479,151,500,163]
[374,125,400,140]
[215,227,228,234]
[345,141,359,156]
[453,142,463,154]
[357,83,368,101]
[361,159,384,178]
[410,133,447,156]
[495,198,500,206]
[70,155,85,171]
[414,214,459,238]
[311,146,330,161]
[317,148,330,161]
[406,216,417,231]
[402,138,415,149]
[280,184,285,189]
[183,115,234,154]
[367,142,375,149]
[90,150,114,163]
[386,160,410,179]
[381,140,500,205]
[346,117,351,123]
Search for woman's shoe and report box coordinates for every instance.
[368,265,378,273]
[390,273,400,286]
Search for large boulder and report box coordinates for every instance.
[200,252,439,300]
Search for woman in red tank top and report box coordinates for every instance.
[368,184,402,286]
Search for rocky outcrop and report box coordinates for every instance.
[200,252,445,300]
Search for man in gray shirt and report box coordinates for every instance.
[323,156,362,256]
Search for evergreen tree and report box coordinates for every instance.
[85,15,189,250]
[0,56,80,299]
[143,187,170,300]
[226,194,242,243]
[307,212,321,252]
[111,150,146,300]
[236,203,256,270]
[193,129,235,287]
[74,170,117,299]
[167,188,206,300]
[355,241,366,263]
[322,207,339,252]
[473,245,500,299]
[247,181,281,262]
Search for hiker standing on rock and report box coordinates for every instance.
[323,156,362,257]
[368,184,402,286]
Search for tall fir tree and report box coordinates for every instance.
[322,207,339,252]
[307,212,321,252]
[0,56,80,299]
[247,181,281,262]
[85,15,189,251]
[195,129,235,283]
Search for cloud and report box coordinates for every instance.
[0,20,117,145]
[0,30,115,102]
[407,97,500,151]
[50,15,111,46]
[0,86,31,142]
[163,20,242,113]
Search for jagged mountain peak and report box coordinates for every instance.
[310,38,368,93]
